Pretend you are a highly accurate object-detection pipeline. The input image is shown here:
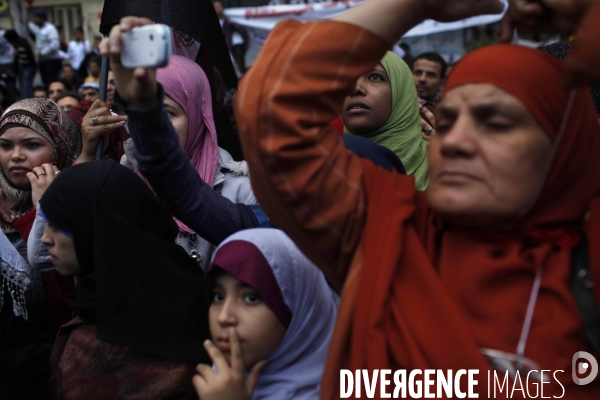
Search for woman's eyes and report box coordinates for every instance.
[0,143,11,150]
[211,291,224,302]
[244,292,261,304]
[26,142,41,149]
[368,73,385,81]
[210,290,262,304]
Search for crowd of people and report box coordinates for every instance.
[0,9,102,105]
[1,0,600,398]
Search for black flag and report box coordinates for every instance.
[100,0,238,90]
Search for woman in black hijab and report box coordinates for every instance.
[38,160,209,399]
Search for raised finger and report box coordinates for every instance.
[119,16,153,33]
[421,117,431,132]
[420,107,436,127]
[41,163,54,176]
[32,167,47,178]
[195,363,214,377]
[26,171,37,185]
[88,114,127,127]
[100,121,128,133]
[88,98,109,112]
[229,327,244,373]
[203,340,230,372]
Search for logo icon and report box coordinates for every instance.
[572,351,599,385]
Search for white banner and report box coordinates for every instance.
[224,0,508,44]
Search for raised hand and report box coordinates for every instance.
[27,163,60,205]
[99,16,158,109]
[76,99,127,164]
[193,328,266,400]
[334,0,504,46]
[498,0,592,42]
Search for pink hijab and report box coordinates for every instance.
[156,55,219,234]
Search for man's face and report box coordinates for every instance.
[33,16,44,27]
[48,82,66,102]
[62,65,74,79]
[412,59,445,101]
[57,96,79,112]
[81,88,99,102]
[33,90,47,99]
[75,29,83,41]
[89,62,100,76]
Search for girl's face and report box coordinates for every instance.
[0,127,54,188]
[341,63,392,135]
[209,272,287,369]
[40,224,81,276]
[164,95,189,148]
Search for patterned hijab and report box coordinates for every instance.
[0,98,82,233]
[344,51,428,190]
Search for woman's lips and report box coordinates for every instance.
[345,100,370,114]
[9,167,29,175]
[436,171,481,184]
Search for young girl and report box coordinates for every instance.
[194,228,339,400]
[38,160,210,399]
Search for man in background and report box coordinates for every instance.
[79,82,99,102]
[56,92,81,112]
[84,57,101,83]
[33,85,47,99]
[48,80,66,102]
[28,9,62,87]
[67,27,90,78]
[0,29,16,101]
[4,30,36,99]
[411,52,447,112]
[61,63,83,92]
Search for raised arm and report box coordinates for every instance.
[235,0,503,290]
[102,18,263,245]
[114,87,261,245]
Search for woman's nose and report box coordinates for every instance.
[10,146,24,160]
[351,77,367,97]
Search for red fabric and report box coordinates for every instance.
[329,115,345,135]
[350,44,600,397]
[13,208,36,241]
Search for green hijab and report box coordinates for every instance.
[345,51,428,190]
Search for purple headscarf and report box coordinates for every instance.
[157,55,219,234]
[208,228,339,400]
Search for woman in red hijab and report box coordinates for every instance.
[233,0,600,398]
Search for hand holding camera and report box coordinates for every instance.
[100,17,171,109]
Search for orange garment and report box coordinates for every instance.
[236,20,600,399]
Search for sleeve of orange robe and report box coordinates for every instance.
[235,20,390,291]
